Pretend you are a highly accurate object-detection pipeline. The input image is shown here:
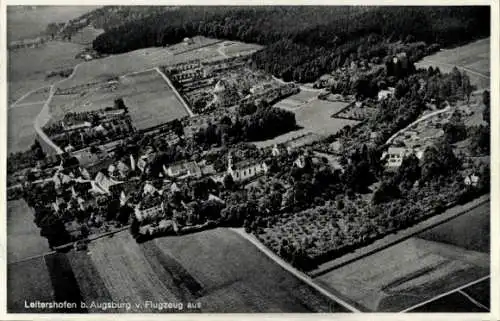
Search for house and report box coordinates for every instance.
[166,161,202,179]
[381,147,424,168]
[377,87,395,101]
[294,155,307,169]
[73,148,101,166]
[116,161,130,178]
[143,182,159,196]
[464,174,480,187]
[95,172,122,194]
[227,153,268,182]
[134,203,165,222]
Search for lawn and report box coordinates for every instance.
[415,38,490,90]
[7,200,51,263]
[7,257,55,313]
[315,237,489,312]
[8,102,45,153]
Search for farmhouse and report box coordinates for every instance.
[165,161,202,179]
[381,146,424,168]
[135,203,165,222]
[377,87,395,101]
[464,174,480,187]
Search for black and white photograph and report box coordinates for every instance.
[3,4,494,315]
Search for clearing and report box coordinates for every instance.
[415,38,490,90]
[255,98,358,148]
[7,200,51,263]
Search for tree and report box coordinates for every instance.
[397,153,421,188]
[223,174,235,190]
[372,179,401,204]
[482,90,490,124]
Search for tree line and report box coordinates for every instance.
[91,6,490,82]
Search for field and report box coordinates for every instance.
[315,237,489,312]
[418,201,490,253]
[7,6,100,42]
[274,91,319,110]
[8,102,45,153]
[7,228,346,313]
[7,257,55,313]
[7,200,51,264]
[69,25,105,45]
[8,41,84,103]
[50,69,188,129]
[256,98,358,148]
[415,38,490,90]
[59,40,227,89]
[219,41,264,57]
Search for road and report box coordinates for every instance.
[385,105,452,145]
[230,227,361,312]
[400,276,490,312]
[154,67,195,117]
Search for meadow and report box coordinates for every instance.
[50,69,188,130]
[415,37,490,90]
[418,201,490,253]
[59,41,226,89]
[8,41,84,103]
[8,102,45,153]
[7,228,347,313]
[256,98,358,148]
[7,200,51,263]
[315,237,489,312]
[7,6,99,42]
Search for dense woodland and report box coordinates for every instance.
[91,6,490,82]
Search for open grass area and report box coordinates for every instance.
[408,291,488,312]
[59,42,225,89]
[219,41,263,57]
[418,201,490,253]
[66,250,114,312]
[87,232,177,312]
[315,237,489,312]
[8,102,45,153]
[44,252,87,312]
[7,228,348,313]
[256,98,358,148]
[8,41,84,103]
[7,257,55,313]
[50,69,188,129]
[7,6,99,42]
[415,38,490,90]
[7,200,51,263]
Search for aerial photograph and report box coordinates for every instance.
[5,5,491,314]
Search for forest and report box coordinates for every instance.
[90,6,490,82]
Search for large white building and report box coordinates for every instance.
[381,147,424,169]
